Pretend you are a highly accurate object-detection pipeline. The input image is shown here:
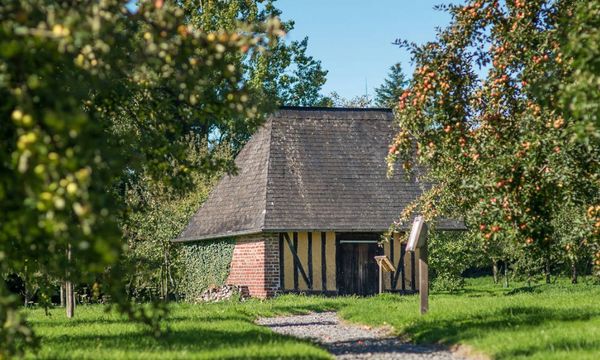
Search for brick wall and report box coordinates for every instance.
[226,232,280,298]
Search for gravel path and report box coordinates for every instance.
[257,312,463,360]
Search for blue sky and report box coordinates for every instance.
[277,1,460,99]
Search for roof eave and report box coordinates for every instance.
[172,228,263,243]
[172,223,466,243]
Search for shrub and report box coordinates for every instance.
[429,230,484,292]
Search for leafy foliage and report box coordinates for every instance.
[375,63,408,108]
[179,239,235,301]
[183,0,328,109]
[559,0,600,277]
[121,0,330,304]
[560,0,600,143]
[120,133,233,301]
[121,139,235,303]
[387,0,599,282]
[324,91,373,108]
[428,231,485,291]
[0,0,282,356]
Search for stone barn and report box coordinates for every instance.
[174,107,461,298]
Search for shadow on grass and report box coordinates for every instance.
[433,287,501,298]
[30,300,345,358]
[39,322,329,359]
[494,338,600,359]
[266,303,342,315]
[407,305,600,346]
[32,314,241,328]
[32,317,133,327]
[505,284,544,296]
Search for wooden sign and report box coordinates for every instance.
[374,255,396,294]
[406,215,427,252]
[374,255,396,272]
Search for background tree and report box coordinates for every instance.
[559,0,600,277]
[560,0,600,143]
[118,0,329,302]
[387,0,599,283]
[324,91,373,108]
[0,0,282,357]
[120,137,231,301]
[428,230,485,291]
[183,0,328,108]
[375,63,408,108]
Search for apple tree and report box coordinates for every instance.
[387,0,599,280]
[0,0,281,357]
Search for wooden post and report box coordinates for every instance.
[66,243,74,318]
[406,216,429,315]
[378,262,383,294]
[419,237,428,314]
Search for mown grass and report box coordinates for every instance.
[339,277,600,360]
[24,296,342,359]
[24,277,600,359]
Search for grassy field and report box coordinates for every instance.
[340,277,600,360]
[24,277,600,359]
[24,297,338,359]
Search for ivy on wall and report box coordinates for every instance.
[122,140,235,301]
[179,238,235,301]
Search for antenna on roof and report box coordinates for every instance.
[365,77,369,103]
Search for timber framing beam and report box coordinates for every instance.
[283,232,312,290]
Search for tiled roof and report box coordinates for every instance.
[175,107,462,242]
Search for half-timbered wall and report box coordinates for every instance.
[279,231,417,293]
[382,233,419,292]
[280,231,337,293]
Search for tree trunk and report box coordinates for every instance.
[23,265,29,307]
[65,281,74,318]
[163,269,168,302]
[60,283,65,307]
[492,260,499,284]
[544,256,551,284]
[167,256,179,301]
[163,249,169,302]
[571,261,578,284]
[66,243,74,318]
[503,261,509,288]
[23,285,29,308]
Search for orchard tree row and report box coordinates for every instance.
[388,0,599,284]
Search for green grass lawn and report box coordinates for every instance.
[24,277,600,359]
[339,277,600,360]
[24,297,339,360]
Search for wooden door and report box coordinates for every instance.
[337,242,380,296]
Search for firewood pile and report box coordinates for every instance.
[198,285,249,302]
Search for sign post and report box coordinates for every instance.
[418,237,428,314]
[406,216,429,315]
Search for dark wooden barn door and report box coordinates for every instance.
[336,233,381,296]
